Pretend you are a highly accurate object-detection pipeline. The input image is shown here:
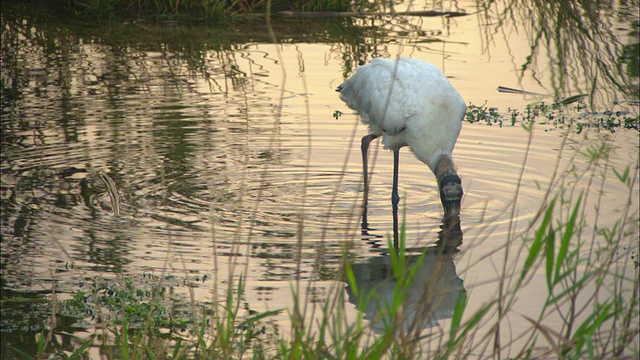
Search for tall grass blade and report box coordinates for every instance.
[120,319,129,360]
[68,336,95,360]
[443,303,493,358]
[548,275,591,305]
[449,290,468,339]
[554,192,583,285]
[143,343,156,360]
[521,197,556,287]
[565,302,614,356]
[612,165,630,185]
[172,338,183,359]
[345,261,358,297]
[545,226,556,292]
[522,315,566,358]
[240,308,284,326]
[8,347,35,360]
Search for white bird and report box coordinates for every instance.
[337,58,466,248]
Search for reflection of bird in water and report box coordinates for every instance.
[337,58,466,248]
[345,246,465,334]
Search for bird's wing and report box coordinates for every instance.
[339,59,422,135]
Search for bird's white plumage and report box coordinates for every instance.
[338,58,466,172]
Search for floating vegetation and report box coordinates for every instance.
[59,275,194,330]
[2,273,282,359]
[465,101,639,133]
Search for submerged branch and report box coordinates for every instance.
[278,10,470,18]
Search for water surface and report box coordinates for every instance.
[1,0,638,356]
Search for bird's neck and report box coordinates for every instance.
[435,155,456,180]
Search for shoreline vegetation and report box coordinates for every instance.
[2,0,469,23]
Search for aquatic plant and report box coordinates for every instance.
[465,100,639,133]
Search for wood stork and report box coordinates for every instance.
[337,58,466,248]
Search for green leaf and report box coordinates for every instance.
[566,302,613,357]
[172,338,183,359]
[554,192,582,284]
[545,226,556,292]
[449,290,468,339]
[120,319,129,360]
[239,308,284,327]
[143,343,156,360]
[345,262,358,297]
[445,303,493,357]
[521,198,556,287]
[547,274,590,305]
[68,336,95,360]
[612,165,630,185]
[9,346,35,360]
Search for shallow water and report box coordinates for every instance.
[1,0,638,357]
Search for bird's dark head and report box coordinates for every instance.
[439,172,463,218]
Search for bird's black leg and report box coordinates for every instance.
[392,148,400,249]
[361,134,378,228]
